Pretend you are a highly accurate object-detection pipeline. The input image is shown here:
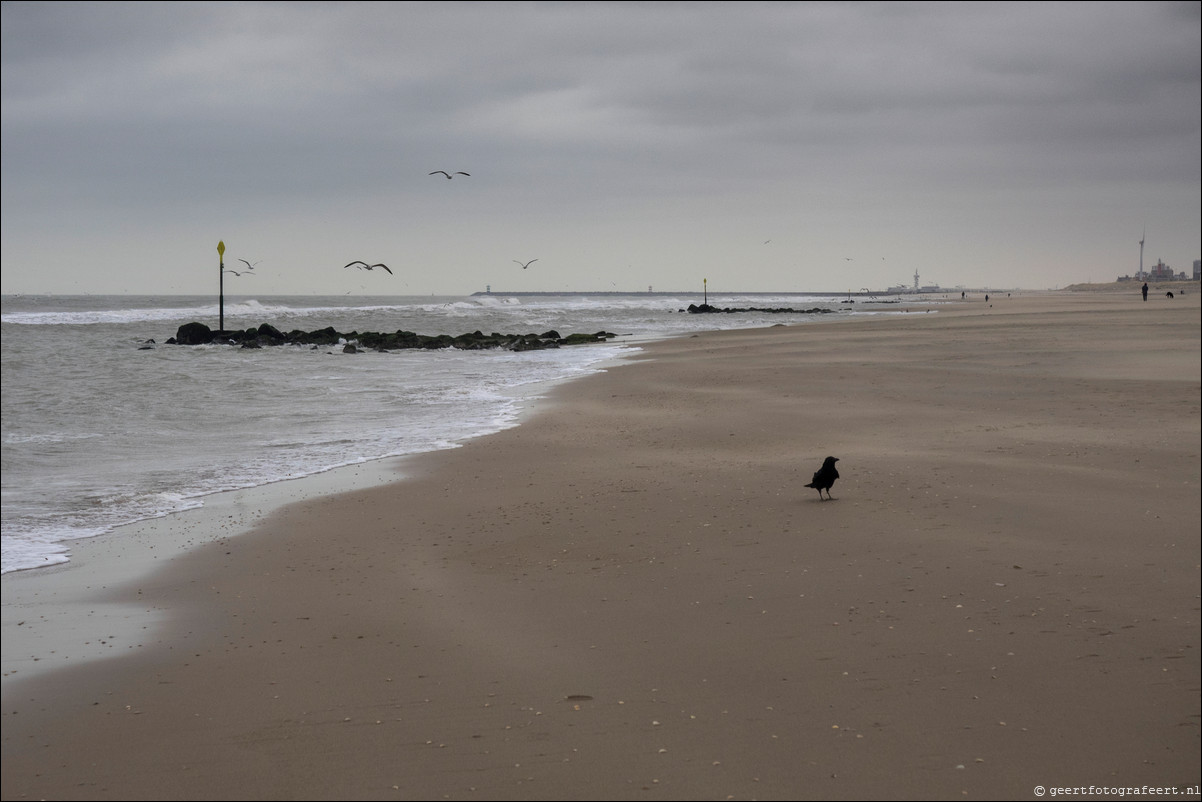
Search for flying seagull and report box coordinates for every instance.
[429,171,470,179]
[804,456,840,501]
[223,269,254,277]
[513,259,538,269]
[238,259,261,271]
[345,261,393,275]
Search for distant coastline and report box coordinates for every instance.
[475,282,1198,297]
[472,290,890,297]
[1062,279,1197,292]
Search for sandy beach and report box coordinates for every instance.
[3,292,1199,800]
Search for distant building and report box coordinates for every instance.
[1117,261,1198,282]
[1148,259,1175,281]
[887,269,940,294]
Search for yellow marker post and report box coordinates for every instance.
[703,277,707,306]
[218,240,226,333]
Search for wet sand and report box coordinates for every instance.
[3,291,1199,800]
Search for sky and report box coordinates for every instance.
[2,1,1199,296]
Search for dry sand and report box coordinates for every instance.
[3,292,1199,800]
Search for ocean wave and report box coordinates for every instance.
[2,305,213,326]
[3,431,105,445]
[1,300,362,326]
[3,292,864,575]
[1,309,629,574]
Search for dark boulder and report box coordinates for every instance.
[306,326,341,346]
[175,321,214,344]
[558,332,605,345]
[256,323,287,345]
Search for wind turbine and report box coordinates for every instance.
[1139,226,1146,278]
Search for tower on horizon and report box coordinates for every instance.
[913,269,920,290]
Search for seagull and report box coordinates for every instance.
[429,171,470,179]
[345,261,393,275]
[223,268,254,276]
[513,259,538,269]
[237,259,261,271]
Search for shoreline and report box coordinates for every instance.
[1,341,647,689]
[1,456,417,689]
[3,291,1198,799]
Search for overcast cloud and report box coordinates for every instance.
[2,1,1198,295]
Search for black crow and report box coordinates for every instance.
[805,456,840,500]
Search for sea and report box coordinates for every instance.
[1,292,887,575]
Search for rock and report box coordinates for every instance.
[559,332,605,345]
[174,321,214,344]
[686,303,834,315]
[168,322,620,352]
[256,323,287,345]
[307,326,341,345]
